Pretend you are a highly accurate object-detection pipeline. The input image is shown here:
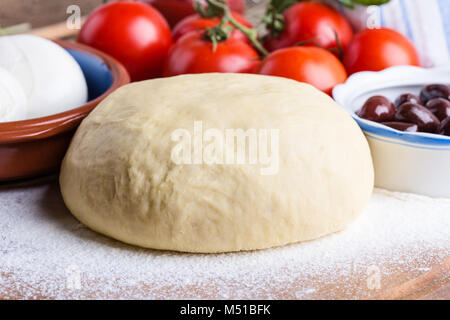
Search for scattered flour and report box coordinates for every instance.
[0,178,449,299]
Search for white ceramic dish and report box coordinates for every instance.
[333,65,450,198]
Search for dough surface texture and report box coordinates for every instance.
[60,73,373,253]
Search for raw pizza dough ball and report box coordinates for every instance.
[0,35,88,119]
[60,73,374,253]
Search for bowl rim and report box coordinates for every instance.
[0,39,130,144]
[333,65,450,147]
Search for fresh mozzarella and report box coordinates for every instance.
[0,66,27,122]
[0,35,88,119]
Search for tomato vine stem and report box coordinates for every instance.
[198,0,269,57]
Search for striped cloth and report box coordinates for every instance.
[324,0,450,67]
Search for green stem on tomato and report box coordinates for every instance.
[204,25,232,51]
[203,0,269,57]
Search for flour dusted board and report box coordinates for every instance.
[0,176,449,299]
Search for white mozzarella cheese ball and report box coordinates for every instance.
[0,66,27,122]
[0,35,88,119]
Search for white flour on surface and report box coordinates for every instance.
[0,178,449,299]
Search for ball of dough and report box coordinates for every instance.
[0,35,87,119]
[60,73,373,253]
[0,66,27,122]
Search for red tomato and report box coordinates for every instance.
[172,12,252,43]
[343,28,420,75]
[78,1,172,81]
[163,31,259,76]
[143,0,245,27]
[264,1,353,55]
[257,46,347,95]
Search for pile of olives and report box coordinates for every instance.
[357,84,450,136]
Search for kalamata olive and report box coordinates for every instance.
[382,122,418,132]
[395,102,440,133]
[358,95,395,122]
[425,98,450,121]
[420,84,450,104]
[395,93,422,108]
[438,117,450,136]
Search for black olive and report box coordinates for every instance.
[395,93,422,108]
[395,102,440,133]
[420,84,450,104]
[382,122,418,132]
[425,98,450,121]
[358,96,395,122]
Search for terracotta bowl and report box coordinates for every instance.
[0,40,130,182]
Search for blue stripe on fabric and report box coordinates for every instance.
[437,0,450,56]
[379,5,385,27]
[399,0,414,41]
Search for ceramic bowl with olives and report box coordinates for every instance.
[333,65,450,198]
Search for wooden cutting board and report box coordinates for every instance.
[1,239,448,299]
[1,262,449,299]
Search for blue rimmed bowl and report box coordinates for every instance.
[333,65,450,198]
[0,40,130,182]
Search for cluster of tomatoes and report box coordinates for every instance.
[78,0,420,95]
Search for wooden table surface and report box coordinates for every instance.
[0,0,102,28]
